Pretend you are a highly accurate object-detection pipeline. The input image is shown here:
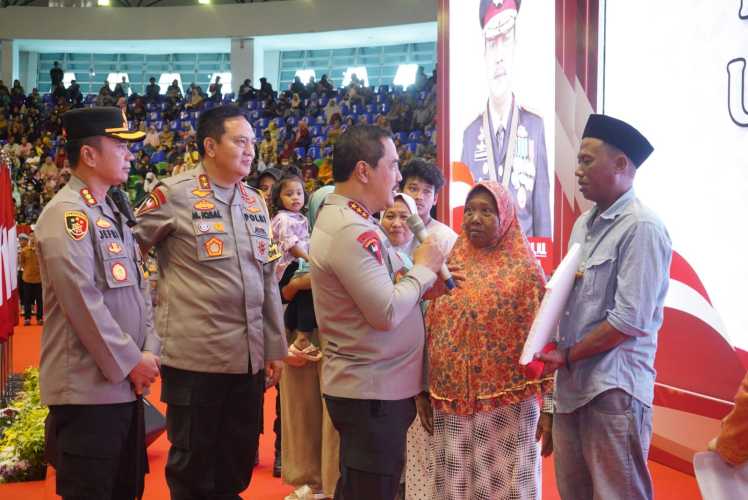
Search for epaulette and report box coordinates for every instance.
[518,103,543,119]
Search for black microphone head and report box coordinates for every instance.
[406,213,426,235]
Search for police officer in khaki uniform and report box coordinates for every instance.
[310,125,446,500]
[36,107,161,500]
[133,105,287,499]
[460,0,551,237]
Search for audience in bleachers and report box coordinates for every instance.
[2,71,437,231]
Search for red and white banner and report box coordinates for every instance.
[0,151,18,342]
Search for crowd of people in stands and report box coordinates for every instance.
[1,61,437,228]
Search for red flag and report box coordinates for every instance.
[0,151,18,341]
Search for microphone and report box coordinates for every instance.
[406,213,456,290]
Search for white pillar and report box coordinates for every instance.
[230,38,254,94]
[0,40,17,87]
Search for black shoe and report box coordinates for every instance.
[254,449,259,467]
[273,453,281,477]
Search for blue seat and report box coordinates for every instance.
[365,104,375,113]
[307,146,321,160]
[315,115,326,125]
[310,125,322,136]
[294,147,306,158]
[179,111,191,120]
[245,100,258,110]
[408,131,423,142]
[312,136,324,146]
[286,116,298,127]
[258,118,270,129]
[154,120,164,131]
[129,142,143,152]
[273,117,285,128]
[151,150,166,163]
[405,142,418,153]
[379,103,390,113]
[249,110,260,120]
[323,146,333,157]
[147,111,161,121]
[396,132,409,143]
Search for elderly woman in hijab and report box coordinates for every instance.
[425,181,553,500]
[280,185,340,500]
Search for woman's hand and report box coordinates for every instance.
[536,412,553,457]
[422,264,465,301]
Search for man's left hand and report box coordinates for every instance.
[265,360,284,387]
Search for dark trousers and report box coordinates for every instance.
[324,396,416,500]
[23,282,43,321]
[45,401,146,500]
[274,386,282,455]
[161,365,264,500]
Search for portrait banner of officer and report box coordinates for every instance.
[447,0,555,238]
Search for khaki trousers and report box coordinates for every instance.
[280,359,340,497]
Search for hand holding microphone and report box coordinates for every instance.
[407,213,455,290]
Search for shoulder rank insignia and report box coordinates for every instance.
[198,174,211,191]
[96,218,112,229]
[136,188,167,217]
[194,199,216,211]
[79,188,97,207]
[348,201,370,220]
[356,230,383,265]
[64,211,89,240]
[191,189,211,198]
[204,236,224,257]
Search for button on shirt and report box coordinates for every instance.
[555,189,672,413]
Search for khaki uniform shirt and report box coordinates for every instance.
[36,175,159,406]
[133,163,286,375]
[310,193,437,400]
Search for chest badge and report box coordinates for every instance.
[64,211,89,241]
[204,237,224,257]
[107,242,123,255]
[198,174,211,191]
[193,199,216,211]
[96,218,112,229]
[111,262,128,282]
[213,222,225,232]
[198,222,210,233]
[191,189,212,198]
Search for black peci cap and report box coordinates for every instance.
[582,114,654,168]
[62,107,145,142]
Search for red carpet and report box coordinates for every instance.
[1,322,703,499]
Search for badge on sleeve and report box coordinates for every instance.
[356,230,383,265]
[64,211,89,240]
[204,237,224,257]
[135,188,167,217]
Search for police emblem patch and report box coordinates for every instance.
[198,174,211,191]
[356,230,383,265]
[198,222,210,233]
[64,211,89,240]
[95,218,112,229]
[111,262,128,282]
[204,236,224,257]
[135,188,167,217]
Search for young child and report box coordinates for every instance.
[270,172,319,360]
